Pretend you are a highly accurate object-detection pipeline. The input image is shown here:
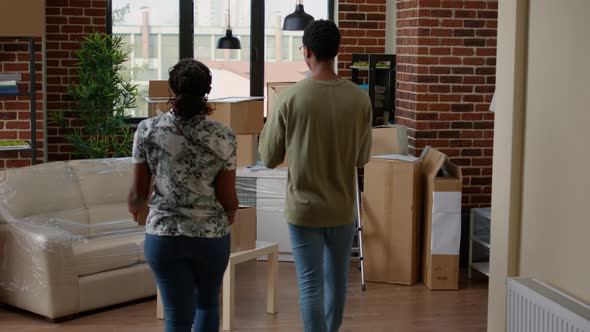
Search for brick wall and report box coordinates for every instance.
[0,0,106,168]
[337,0,388,79]
[395,0,497,208]
[0,39,44,168]
[46,0,106,161]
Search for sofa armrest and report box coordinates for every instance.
[0,221,81,319]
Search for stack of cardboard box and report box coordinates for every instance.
[361,125,463,290]
[147,81,264,169]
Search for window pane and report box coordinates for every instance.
[112,0,179,117]
[195,0,251,99]
[264,2,329,116]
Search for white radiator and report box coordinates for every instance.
[507,278,590,332]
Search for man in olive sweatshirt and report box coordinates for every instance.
[259,20,372,332]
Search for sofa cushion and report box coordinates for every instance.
[68,158,133,207]
[72,232,144,277]
[22,208,91,236]
[0,162,86,220]
[87,203,141,235]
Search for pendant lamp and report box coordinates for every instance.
[217,0,241,49]
[283,0,314,31]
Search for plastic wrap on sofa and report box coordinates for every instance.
[0,158,149,318]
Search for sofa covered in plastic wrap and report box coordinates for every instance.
[0,158,155,320]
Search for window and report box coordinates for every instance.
[112,0,179,117]
[194,0,252,99]
[263,2,329,115]
[107,0,334,118]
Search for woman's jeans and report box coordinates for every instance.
[145,234,231,332]
[288,223,355,332]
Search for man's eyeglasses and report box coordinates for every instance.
[299,45,306,55]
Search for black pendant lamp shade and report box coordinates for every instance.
[283,4,314,31]
[217,0,241,49]
[217,29,241,49]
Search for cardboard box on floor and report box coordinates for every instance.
[209,97,264,135]
[420,146,462,290]
[361,154,422,285]
[230,206,257,253]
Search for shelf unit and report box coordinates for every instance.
[468,207,492,278]
[351,53,396,126]
[0,37,38,163]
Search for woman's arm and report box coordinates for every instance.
[128,162,152,224]
[215,169,239,224]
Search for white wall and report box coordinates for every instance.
[385,0,396,54]
[488,0,590,331]
[518,0,590,302]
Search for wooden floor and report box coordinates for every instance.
[0,262,488,332]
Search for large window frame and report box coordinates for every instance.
[107,0,335,119]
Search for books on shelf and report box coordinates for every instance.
[0,80,18,95]
[0,73,22,82]
[0,140,30,151]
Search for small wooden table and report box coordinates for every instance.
[156,241,279,331]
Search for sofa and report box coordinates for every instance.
[0,158,156,320]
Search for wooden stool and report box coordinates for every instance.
[156,241,279,331]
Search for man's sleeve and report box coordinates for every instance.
[357,101,373,168]
[259,100,286,169]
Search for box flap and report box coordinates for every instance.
[371,154,419,162]
[209,97,264,103]
[420,146,446,180]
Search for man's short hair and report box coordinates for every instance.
[302,20,341,61]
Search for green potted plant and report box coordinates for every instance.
[52,32,138,159]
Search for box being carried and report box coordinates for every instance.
[230,206,257,253]
[420,147,463,290]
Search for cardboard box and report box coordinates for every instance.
[237,135,258,167]
[361,154,422,285]
[370,125,409,156]
[209,97,264,134]
[147,80,172,117]
[421,146,463,290]
[230,206,257,253]
[267,82,295,117]
[0,0,45,37]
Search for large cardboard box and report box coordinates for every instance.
[209,97,264,134]
[0,0,45,37]
[237,135,258,167]
[362,154,422,285]
[421,147,463,290]
[230,206,257,253]
[370,125,409,156]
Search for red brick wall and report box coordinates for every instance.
[0,39,44,168]
[337,0,388,79]
[0,1,106,168]
[46,0,106,161]
[395,0,497,208]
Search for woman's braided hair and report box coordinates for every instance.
[168,59,213,129]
